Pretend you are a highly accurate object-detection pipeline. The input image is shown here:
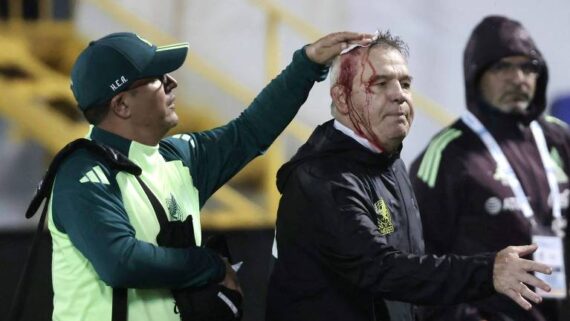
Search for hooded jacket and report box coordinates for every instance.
[266,120,497,321]
[410,15,570,321]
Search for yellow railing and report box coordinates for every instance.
[7,0,61,22]
[80,0,289,225]
[247,0,454,127]
[0,30,86,151]
[0,31,277,229]
[0,1,277,229]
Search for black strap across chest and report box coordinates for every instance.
[9,139,141,321]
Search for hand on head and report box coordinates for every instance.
[305,32,375,65]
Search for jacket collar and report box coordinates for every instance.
[333,120,382,154]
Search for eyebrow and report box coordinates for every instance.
[368,74,413,83]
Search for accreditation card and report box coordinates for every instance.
[533,235,567,299]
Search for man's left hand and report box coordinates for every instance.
[305,32,374,65]
[493,244,552,310]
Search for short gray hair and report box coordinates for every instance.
[329,30,409,89]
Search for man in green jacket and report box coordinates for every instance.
[49,31,371,321]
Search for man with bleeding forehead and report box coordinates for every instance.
[328,34,413,154]
[266,30,553,321]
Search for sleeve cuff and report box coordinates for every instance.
[294,46,330,82]
[210,252,227,283]
[481,252,498,294]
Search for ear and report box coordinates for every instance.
[331,85,349,115]
[110,93,131,119]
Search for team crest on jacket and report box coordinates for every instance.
[166,194,182,221]
[374,198,394,235]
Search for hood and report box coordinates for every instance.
[276,120,399,192]
[463,15,548,124]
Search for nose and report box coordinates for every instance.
[389,82,406,104]
[163,74,178,93]
[507,67,527,85]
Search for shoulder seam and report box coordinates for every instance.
[545,115,569,128]
[79,165,111,185]
[57,151,117,188]
[416,128,462,188]
[170,133,196,148]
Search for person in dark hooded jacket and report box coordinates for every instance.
[266,30,553,321]
[410,15,570,321]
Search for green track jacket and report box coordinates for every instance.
[47,47,328,321]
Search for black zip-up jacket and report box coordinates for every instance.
[410,16,570,321]
[266,120,496,321]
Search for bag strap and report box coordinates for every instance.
[134,176,169,228]
[112,288,128,321]
[9,138,141,321]
[113,172,173,321]
[26,138,141,219]
[7,196,50,321]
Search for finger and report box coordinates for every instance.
[519,283,542,304]
[323,32,373,47]
[518,272,551,292]
[328,41,348,54]
[306,32,376,64]
[521,259,552,275]
[506,288,532,310]
[512,244,538,257]
[344,37,374,49]
[348,38,374,47]
[517,269,548,286]
[334,31,374,41]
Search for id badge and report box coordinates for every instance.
[532,235,567,299]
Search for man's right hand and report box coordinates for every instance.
[493,244,552,310]
[220,257,243,296]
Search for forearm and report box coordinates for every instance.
[53,190,225,290]
[372,252,496,305]
[235,47,328,150]
[189,47,329,203]
[96,237,226,289]
[324,241,496,304]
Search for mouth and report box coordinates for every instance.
[504,91,530,102]
[167,96,176,109]
[390,111,409,121]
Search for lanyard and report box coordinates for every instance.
[461,112,562,225]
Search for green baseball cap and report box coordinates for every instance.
[70,32,189,111]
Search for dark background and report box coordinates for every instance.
[0,229,275,321]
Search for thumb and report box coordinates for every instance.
[512,244,538,257]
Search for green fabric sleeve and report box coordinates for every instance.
[162,47,329,207]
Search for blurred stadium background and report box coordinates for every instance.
[0,0,569,320]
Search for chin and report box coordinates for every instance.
[167,114,179,128]
[396,124,410,136]
[514,104,530,114]
[498,102,530,114]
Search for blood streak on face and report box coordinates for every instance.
[337,47,384,151]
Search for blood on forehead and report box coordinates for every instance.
[336,47,379,94]
[335,47,383,151]
[336,51,359,96]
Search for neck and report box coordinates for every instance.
[97,120,163,146]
